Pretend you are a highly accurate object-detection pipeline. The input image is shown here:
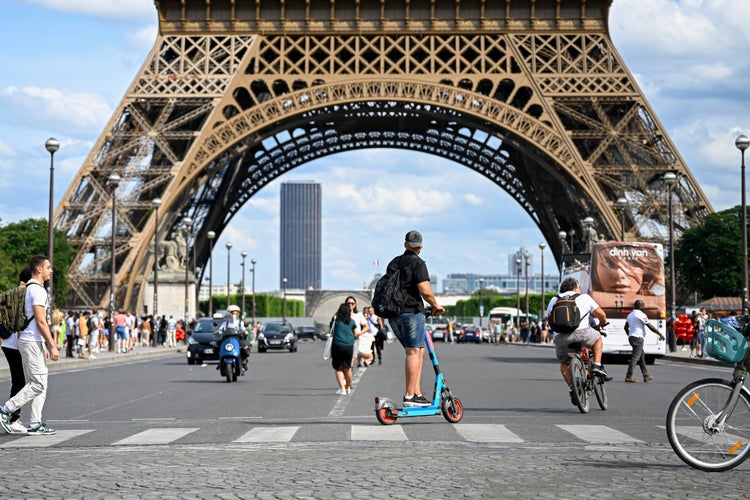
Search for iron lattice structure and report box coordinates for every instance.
[56,0,712,312]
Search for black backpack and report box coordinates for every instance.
[372,257,406,319]
[87,315,97,331]
[549,294,588,334]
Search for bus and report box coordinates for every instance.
[560,241,667,362]
[488,307,537,327]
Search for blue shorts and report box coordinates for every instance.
[116,326,128,340]
[388,313,425,349]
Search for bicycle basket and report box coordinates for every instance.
[705,319,749,364]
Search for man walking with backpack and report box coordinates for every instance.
[0,254,59,435]
[385,231,444,407]
[546,277,608,390]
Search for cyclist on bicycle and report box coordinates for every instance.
[546,277,609,388]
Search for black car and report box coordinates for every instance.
[257,322,298,353]
[296,326,320,341]
[186,317,223,364]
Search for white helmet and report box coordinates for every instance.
[227,305,241,314]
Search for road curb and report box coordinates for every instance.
[0,348,181,379]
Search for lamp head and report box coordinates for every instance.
[616,197,628,208]
[151,198,162,209]
[207,231,216,240]
[736,135,750,152]
[663,172,677,185]
[45,138,60,154]
[226,242,233,250]
[539,242,547,250]
[108,173,121,188]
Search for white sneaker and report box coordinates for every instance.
[335,389,346,395]
[8,421,27,434]
[89,354,97,359]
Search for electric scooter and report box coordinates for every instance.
[374,310,464,425]
[217,327,244,383]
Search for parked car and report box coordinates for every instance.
[257,321,298,353]
[296,326,319,341]
[432,325,447,342]
[461,326,481,344]
[480,327,492,343]
[186,317,223,365]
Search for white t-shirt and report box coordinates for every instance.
[351,312,367,334]
[2,332,18,350]
[626,309,650,338]
[19,279,48,343]
[545,291,600,336]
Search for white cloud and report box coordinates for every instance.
[0,86,112,136]
[23,0,154,21]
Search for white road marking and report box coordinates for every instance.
[556,424,643,443]
[351,425,407,441]
[233,426,300,442]
[454,424,524,442]
[112,427,199,445]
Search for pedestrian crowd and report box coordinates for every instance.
[55,310,195,359]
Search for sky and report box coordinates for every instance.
[1,0,750,295]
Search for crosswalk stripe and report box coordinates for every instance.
[556,424,643,444]
[233,426,300,442]
[351,425,407,441]
[1,429,94,448]
[112,427,199,446]
[454,424,524,443]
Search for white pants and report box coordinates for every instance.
[6,340,48,425]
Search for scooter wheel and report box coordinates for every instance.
[441,397,464,423]
[376,406,398,426]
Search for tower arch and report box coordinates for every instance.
[55,0,712,313]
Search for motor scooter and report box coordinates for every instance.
[217,327,244,382]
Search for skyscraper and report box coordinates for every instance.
[280,181,321,290]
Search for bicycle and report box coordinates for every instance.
[567,326,608,414]
[666,317,750,471]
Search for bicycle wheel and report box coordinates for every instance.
[593,374,608,410]
[569,356,589,414]
[666,378,750,471]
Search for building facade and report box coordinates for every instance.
[280,181,322,290]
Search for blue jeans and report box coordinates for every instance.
[388,313,425,348]
[698,330,706,357]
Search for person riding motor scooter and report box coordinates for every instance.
[219,305,251,374]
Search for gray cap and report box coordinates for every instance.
[405,230,423,248]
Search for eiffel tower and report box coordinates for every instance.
[56,0,712,312]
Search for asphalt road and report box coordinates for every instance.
[0,340,746,498]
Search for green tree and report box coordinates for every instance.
[675,206,744,300]
[0,218,75,302]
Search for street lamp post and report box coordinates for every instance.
[515,257,522,331]
[207,231,216,317]
[226,242,233,307]
[478,278,484,328]
[107,174,121,352]
[557,230,567,283]
[616,197,628,241]
[524,251,530,339]
[539,242,547,304]
[736,135,750,313]
[664,172,677,352]
[182,217,192,325]
[251,258,257,327]
[582,216,594,253]
[282,277,288,319]
[151,198,162,329]
[45,138,60,310]
[241,252,247,318]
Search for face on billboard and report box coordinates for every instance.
[590,243,665,312]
